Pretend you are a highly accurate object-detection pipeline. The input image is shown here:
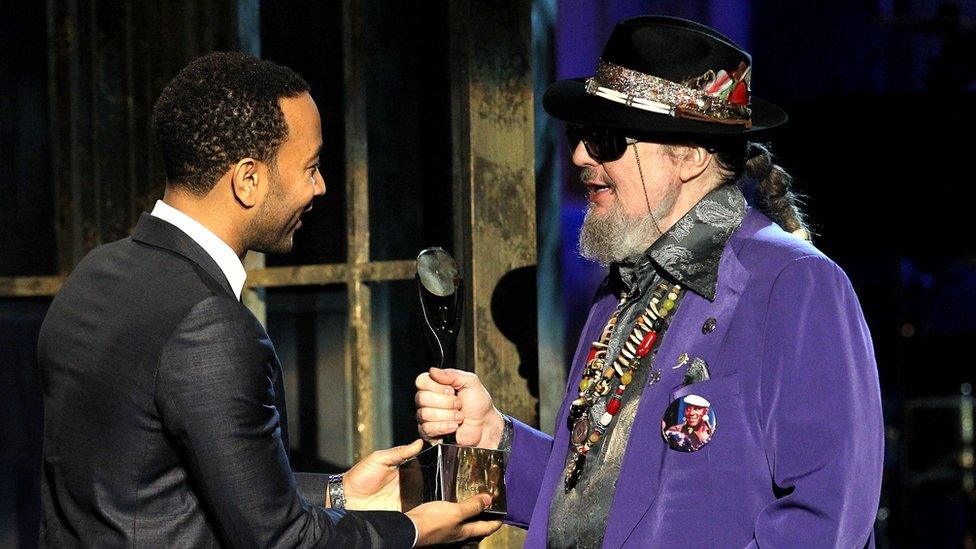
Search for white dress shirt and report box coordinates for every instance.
[150,200,247,300]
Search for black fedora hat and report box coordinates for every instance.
[544,16,787,136]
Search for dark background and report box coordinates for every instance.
[2,0,975,546]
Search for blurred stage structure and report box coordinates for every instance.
[0,1,552,547]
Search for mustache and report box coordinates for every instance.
[579,167,614,187]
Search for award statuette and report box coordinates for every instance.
[399,247,507,515]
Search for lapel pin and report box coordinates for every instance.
[702,317,717,334]
[662,394,716,452]
[683,357,711,385]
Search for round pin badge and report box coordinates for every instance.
[661,394,716,452]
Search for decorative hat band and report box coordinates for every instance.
[584,60,754,127]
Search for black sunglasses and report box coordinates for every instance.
[565,124,637,163]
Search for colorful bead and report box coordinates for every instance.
[637,331,658,357]
[567,283,682,457]
[624,340,637,356]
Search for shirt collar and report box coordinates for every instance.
[150,200,247,300]
[645,184,747,300]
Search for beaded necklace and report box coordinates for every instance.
[564,280,682,492]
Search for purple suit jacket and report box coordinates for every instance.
[506,210,883,548]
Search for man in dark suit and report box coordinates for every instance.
[37,52,500,548]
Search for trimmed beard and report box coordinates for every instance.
[578,199,664,266]
[246,168,298,255]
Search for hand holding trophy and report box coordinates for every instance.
[401,247,509,517]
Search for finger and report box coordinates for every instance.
[417,407,464,424]
[373,439,424,466]
[418,421,459,438]
[460,519,503,539]
[414,390,461,410]
[456,494,491,520]
[415,372,436,391]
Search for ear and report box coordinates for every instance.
[231,158,262,208]
[677,145,713,183]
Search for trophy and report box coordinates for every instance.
[399,247,507,515]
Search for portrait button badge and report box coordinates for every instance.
[661,394,716,452]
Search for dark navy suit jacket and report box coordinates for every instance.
[37,214,414,547]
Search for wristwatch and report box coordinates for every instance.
[327,474,346,510]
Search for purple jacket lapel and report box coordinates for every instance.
[601,211,762,548]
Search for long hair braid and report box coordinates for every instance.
[713,140,811,241]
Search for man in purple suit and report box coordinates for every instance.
[415,15,883,548]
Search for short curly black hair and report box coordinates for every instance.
[152,52,310,195]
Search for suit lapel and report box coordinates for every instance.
[131,213,236,299]
[602,211,765,548]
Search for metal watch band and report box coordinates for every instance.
[327,474,346,510]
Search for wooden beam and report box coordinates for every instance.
[0,260,416,299]
[343,0,374,464]
[450,1,535,546]
[0,276,65,298]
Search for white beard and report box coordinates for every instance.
[577,199,663,266]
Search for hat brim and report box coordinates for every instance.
[543,78,788,136]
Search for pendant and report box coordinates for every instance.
[571,417,590,445]
[564,452,585,492]
[567,402,586,432]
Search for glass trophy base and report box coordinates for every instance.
[399,443,507,515]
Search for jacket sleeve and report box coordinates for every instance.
[155,296,415,548]
[749,255,883,548]
[503,417,554,528]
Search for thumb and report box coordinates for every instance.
[429,367,467,391]
[430,367,460,389]
[374,439,425,467]
[457,493,492,520]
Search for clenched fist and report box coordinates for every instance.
[414,367,506,449]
